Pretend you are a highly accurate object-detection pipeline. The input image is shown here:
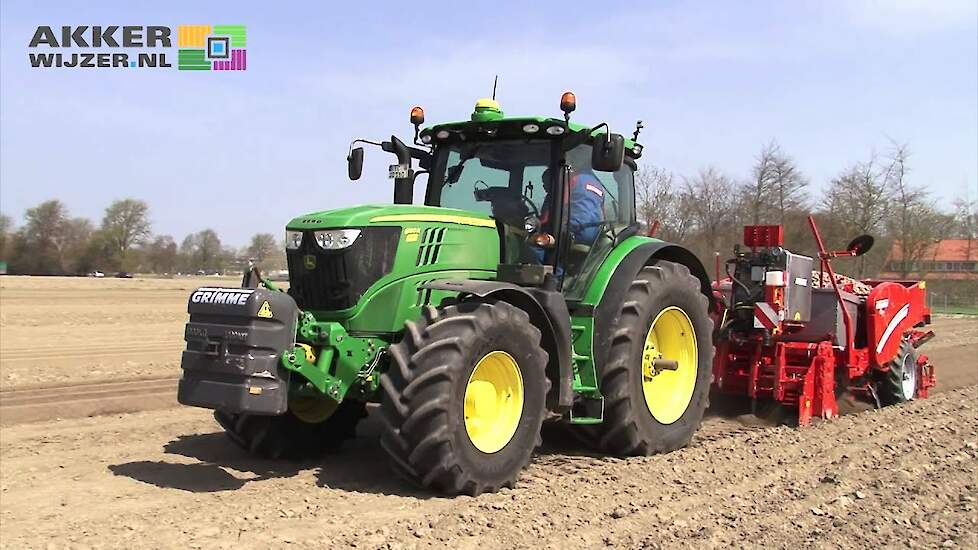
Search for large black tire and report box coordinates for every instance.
[379,301,550,496]
[214,399,367,459]
[875,338,918,406]
[591,261,714,455]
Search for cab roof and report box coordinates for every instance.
[420,105,643,159]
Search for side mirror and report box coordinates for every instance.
[347,147,364,181]
[592,133,625,172]
[846,234,874,256]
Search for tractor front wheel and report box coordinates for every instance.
[214,398,366,459]
[591,261,714,455]
[379,300,549,496]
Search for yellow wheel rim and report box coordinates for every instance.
[642,306,698,425]
[290,395,339,424]
[463,351,524,453]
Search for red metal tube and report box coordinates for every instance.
[808,215,856,364]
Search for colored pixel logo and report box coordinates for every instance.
[177,25,246,71]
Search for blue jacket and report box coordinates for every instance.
[541,172,605,244]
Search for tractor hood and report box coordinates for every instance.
[286,204,496,231]
[283,203,501,330]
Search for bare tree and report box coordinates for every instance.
[195,230,223,272]
[181,229,223,273]
[60,218,95,273]
[881,142,952,278]
[101,199,151,269]
[15,199,69,274]
[635,165,693,242]
[145,235,179,274]
[823,158,891,236]
[246,233,279,269]
[952,196,977,238]
[741,141,808,225]
[682,167,738,259]
[951,195,978,270]
[821,157,892,277]
[769,145,808,225]
[0,214,12,262]
[742,142,776,225]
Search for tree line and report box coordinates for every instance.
[0,199,285,276]
[1,139,975,279]
[636,140,978,278]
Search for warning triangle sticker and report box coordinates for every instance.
[257,300,273,318]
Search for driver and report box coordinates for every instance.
[537,159,605,247]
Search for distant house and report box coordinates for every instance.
[880,239,978,280]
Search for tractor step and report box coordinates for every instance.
[568,395,604,424]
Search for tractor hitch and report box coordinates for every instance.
[280,314,386,402]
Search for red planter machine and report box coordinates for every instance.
[711,216,936,425]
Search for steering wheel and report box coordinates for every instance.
[472,180,489,198]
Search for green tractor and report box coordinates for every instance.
[178,93,715,495]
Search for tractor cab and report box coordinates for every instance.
[348,94,643,298]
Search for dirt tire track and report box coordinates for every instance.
[2,342,183,362]
[0,316,971,426]
[0,377,178,425]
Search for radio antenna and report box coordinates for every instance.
[492,75,498,100]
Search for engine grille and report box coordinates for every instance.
[416,227,448,267]
[287,227,400,311]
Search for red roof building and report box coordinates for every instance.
[880,239,978,280]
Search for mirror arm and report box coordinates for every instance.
[347,137,424,188]
[589,122,610,136]
[352,137,419,168]
[589,122,618,156]
[349,138,384,155]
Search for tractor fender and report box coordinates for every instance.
[422,279,573,413]
[579,237,712,374]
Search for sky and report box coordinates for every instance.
[1,0,976,246]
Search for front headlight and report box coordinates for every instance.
[314,229,361,250]
[285,230,303,249]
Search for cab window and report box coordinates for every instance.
[564,144,634,230]
[436,150,509,214]
[427,140,551,228]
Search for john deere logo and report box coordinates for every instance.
[303,255,317,270]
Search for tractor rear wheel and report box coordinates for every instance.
[379,300,549,496]
[590,261,714,455]
[876,338,918,406]
[214,398,367,459]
